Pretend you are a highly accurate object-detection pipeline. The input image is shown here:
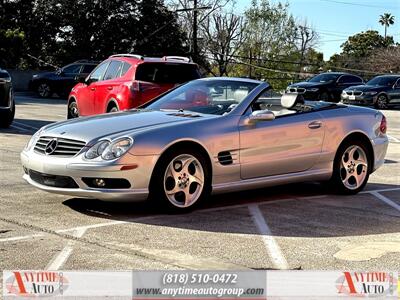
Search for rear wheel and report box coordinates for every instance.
[67,100,79,119]
[149,148,211,212]
[108,106,118,113]
[330,140,370,194]
[375,94,388,109]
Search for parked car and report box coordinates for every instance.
[286,72,364,102]
[29,60,98,98]
[341,75,400,109]
[21,77,388,212]
[0,69,15,128]
[67,54,201,119]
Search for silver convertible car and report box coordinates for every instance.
[21,77,388,211]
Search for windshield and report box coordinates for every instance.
[143,79,259,115]
[366,76,398,86]
[308,73,340,83]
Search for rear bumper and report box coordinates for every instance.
[371,136,389,172]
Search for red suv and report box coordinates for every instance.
[67,54,201,118]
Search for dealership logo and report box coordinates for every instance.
[45,138,58,155]
[5,271,69,297]
[336,272,396,297]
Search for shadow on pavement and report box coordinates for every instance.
[62,182,400,237]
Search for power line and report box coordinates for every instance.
[320,0,399,10]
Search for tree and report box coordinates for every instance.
[341,30,394,57]
[379,13,395,39]
[294,19,319,77]
[201,12,246,76]
[1,0,189,69]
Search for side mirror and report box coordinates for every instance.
[248,110,275,123]
[75,75,87,84]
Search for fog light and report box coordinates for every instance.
[93,178,106,187]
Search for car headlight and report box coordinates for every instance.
[85,140,111,159]
[365,91,377,96]
[25,129,43,151]
[307,88,319,92]
[102,137,133,160]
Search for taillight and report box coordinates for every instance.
[380,115,387,134]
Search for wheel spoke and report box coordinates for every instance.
[183,186,193,207]
[165,185,181,195]
[189,174,203,185]
[354,159,367,168]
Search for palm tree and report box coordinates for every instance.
[379,13,395,39]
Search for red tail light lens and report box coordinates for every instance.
[380,115,387,134]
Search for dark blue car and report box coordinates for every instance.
[341,75,400,109]
[29,60,98,98]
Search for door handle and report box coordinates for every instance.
[90,87,96,91]
[107,86,113,90]
[308,121,322,129]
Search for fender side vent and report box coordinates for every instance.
[218,151,233,165]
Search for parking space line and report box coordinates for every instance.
[10,124,34,133]
[362,187,400,194]
[370,191,400,213]
[248,204,289,270]
[388,135,400,143]
[13,121,40,131]
[46,228,87,270]
[0,233,44,242]
[2,187,400,244]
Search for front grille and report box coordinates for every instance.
[34,136,86,157]
[345,91,363,96]
[288,87,306,94]
[29,170,78,188]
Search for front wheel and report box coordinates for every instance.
[319,92,330,102]
[67,100,79,119]
[150,149,211,212]
[375,95,388,109]
[330,140,370,194]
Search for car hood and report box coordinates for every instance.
[288,82,328,89]
[40,110,214,142]
[344,85,383,92]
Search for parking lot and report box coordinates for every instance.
[0,94,399,282]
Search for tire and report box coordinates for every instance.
[319,92,330,102]
[67,100,79,119]
[149,148,211,212]
[0,100,15,128]
[36,82,52,98]
[375,94,388,110]
[330,139,371,194]
[108,106,119,113]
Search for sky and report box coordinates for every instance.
[235,0,400,60]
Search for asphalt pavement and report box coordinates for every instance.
[0,93,399,286]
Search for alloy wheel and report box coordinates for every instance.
[163,154,205,208]
[340,145,368,190]
[38,83,51,98]
[377,95,388,109]
[68,102,79,118]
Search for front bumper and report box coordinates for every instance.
[21,150,159,202]
[341,94,376,106]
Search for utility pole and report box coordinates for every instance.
[192,0,198,61]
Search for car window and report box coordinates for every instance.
[338,75,361,84]
[135,63,200,84]
[143,79,258,115]
[81,64,97,74]
[367,76,397,86]
[62,64,82,75]
[89,61,110,82]
[120,62,131,77]
[104,60,123,80]
[308,73,340,83]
